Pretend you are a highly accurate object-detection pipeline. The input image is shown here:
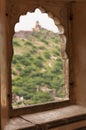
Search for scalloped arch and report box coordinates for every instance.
[14,7,64,34]
[12,7,69,102]
[13,7,68,59]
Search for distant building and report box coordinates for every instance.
[33,21,41,32]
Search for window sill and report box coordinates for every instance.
[5,105,86,130]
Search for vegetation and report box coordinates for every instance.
[12,28,64,108]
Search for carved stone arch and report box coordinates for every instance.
[6,0,69,39]
[6,1,69,111]
[12,7,68,97]
[10,6,68,57]
[7,4,68,58]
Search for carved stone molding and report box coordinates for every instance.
[7,0,18,17]
[7,0,69,27]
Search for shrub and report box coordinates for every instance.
[25,41,32,46]
[33,58,44,68]
[40,38,48,45]
[31,92,54,104]
[38,46,45,50]
[32,32,39,38]
[53,49,60,56]
[44,51,50,59]
[13,41,21,46]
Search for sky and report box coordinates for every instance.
[15,8,58,33]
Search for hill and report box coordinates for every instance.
[12,28,64,108]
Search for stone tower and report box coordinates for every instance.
[33,20,41,32]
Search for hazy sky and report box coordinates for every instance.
[15,8,58,33]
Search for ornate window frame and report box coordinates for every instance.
[1,0,73,119]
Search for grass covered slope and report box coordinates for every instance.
[12,28,64,107]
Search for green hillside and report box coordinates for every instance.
[12,28,64,108]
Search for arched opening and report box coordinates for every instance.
[11,8,69,108]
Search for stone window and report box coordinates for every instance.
[11,8,69,109]
[1,0,73,123]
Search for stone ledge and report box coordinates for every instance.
[5,117,35,130]
[5,105,86,130]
